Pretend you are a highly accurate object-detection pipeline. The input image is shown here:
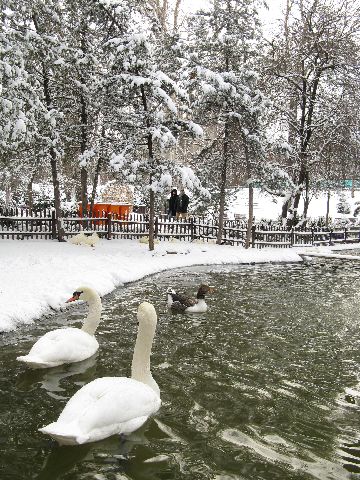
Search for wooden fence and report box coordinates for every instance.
[1,207,360,248]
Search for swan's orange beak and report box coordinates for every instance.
[66,296,76,303]
[66,291,82,303]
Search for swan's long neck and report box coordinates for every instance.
[131,322,159,397]
[81,297,102,336]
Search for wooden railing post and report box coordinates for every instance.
[344,227,348,242]
[107,213,112,240]
[51,210,57,239]
[290,228,294,246]
[154,216,159,238]
[251,224,256,248]
[190,217,194,241]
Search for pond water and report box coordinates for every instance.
[1,259,360,480]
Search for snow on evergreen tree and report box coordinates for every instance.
[186,0,271,245]
[0,0,71,237]
[104,16,205,250]
[58,0,135,215]
[0,2,47,208]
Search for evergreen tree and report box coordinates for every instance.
[105,16,204,250]
[187,0,271,246]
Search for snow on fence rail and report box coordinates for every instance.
[0,207,360,248]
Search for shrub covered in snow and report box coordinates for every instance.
[337,194,351,214]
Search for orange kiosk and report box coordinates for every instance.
[79,203,132,218]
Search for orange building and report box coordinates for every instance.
[78,203,132,218]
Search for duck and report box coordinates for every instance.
[16,287,102,368]
[68,232,88,245]
[39,301,160,445]
[167,284,214,313]
[68,232,100,247]
[84,232,100,247]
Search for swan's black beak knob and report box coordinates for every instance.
[66,291,82,303]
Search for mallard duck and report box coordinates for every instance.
[167,284,214,313]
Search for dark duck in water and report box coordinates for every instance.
[167,284,214,313]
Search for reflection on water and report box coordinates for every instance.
[1,260,360,479]
[34,424,154,480]
[16,354,98,400]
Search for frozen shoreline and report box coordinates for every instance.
[0,239,357,332]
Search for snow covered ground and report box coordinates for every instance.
[1,237,358,332]
[228,188,360,222]
[0,238,304,332]
[1,188,359,333]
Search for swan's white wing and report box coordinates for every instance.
[19,328,98,364]
[40,377,161,444]
[60,377,160,425]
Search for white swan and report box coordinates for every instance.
[39,301,161,445]
[17,287,102,368]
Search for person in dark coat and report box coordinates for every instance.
[167,188,179,219]
[176,189,189,219]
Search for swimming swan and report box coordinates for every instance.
[16,287,102,368]
[39,301,160,445]
[167,284,214,313]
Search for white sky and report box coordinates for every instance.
[180,0,285,18]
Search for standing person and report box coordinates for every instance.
[167,188,178,219]
[176,189,190,219]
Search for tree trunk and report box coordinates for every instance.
[290,158,307,227]
[43,68,64,241]
[245,184,254,248]
[243,134,253,249]
[325,191,330,228]
[50,147,65,241]
[282,199,289,223]
[89,158,102,215]
[89,126,105,214]
[33,13,64,241]
[80,21,89,219]
[216,119,229,245]
[140,84,156,251]
[81,166,88,216]
[27,173,35,212]
[148,188,155,251]
[303,170,310,217]
[80,95,88,216]
[5,182,11,208]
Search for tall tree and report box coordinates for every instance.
[1,0,69,239]
[188,0,270,246]
[267,0,360,225]
[106,18,203,250]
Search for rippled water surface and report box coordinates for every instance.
[1,259,360,480]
